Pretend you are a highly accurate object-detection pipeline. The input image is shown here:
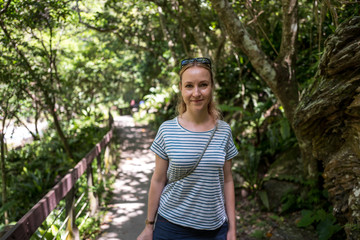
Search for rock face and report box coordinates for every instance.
[263,147,302,211]
[294,17,360,239]
[263,179,299,211]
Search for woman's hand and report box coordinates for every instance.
[137,225,153,240]
[227,230,237,240]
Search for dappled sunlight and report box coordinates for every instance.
[105,203,145,223]
[96,116,155,240]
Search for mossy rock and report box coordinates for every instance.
[262,146,303,211]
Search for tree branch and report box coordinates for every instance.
[210,0,276,89]
[13,113,39,140]
[211,0,300,123]
[75,0,118,33]
[76,0,155,53]
[245,2,279,56]
[278,0,298,65]
[29,28,51,60]
[157,5,176,60]
[182,0,210,58]
[0,0,12,15]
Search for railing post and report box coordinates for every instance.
[108,111,114,130]
[65,188,79,240]
[97,154,106,187]
[104,110,114,175]
[87,163,98,216]
[104,142,112,175]
[96,154,105,207]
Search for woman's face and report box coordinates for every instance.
[180,66,212,114]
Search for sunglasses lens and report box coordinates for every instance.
[181,59,191,66]
[181,58,211,68]
[197,58,210,65]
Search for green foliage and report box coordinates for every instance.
[297,209,342,240]
[66,113,107,160]
[279,179,344,239]
[1,0,359,237]
[32,200,66,240]
[280,179,326,213]
[258,190,270,211]
[235,143,261,192]
[78,217,100,239]
[30,163,106,239]
[233,112,297,192]
[0,114,108,224]
[250,229,266,239]
[134,85,178,129]
[265,117,296,155]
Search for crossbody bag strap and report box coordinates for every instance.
[169,125,217,183]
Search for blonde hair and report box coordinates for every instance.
[177,62,221,121]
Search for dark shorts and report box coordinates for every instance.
[153,214,228,240]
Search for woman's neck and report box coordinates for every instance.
[179,111,215,132]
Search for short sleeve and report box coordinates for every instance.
[225,128,238,161]
[150,124,169,160]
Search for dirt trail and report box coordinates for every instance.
[96,115,155,240]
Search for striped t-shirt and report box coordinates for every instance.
[150,117,238,230]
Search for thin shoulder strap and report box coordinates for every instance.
[169,125,217,183]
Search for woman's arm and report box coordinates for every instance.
[137,154,168,240]
[224,159,237,240]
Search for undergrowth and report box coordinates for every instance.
[0,112,115,239]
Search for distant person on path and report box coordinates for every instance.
[130,99,139,114]
[137,58,238,240]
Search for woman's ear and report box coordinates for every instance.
[179,82,182,91]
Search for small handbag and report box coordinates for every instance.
[168,125,217,183]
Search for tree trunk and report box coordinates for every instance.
[0,20,73,160]
[182,0,210,58]
[211,0,313,176]
[0,117,9,225]
[212,1,360,236]
[210,0,299,126]
[294,17,360,239]
[49,104,74,160]
[34,101,40,137]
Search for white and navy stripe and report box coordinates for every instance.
[150,117,238,230]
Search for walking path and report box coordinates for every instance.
[96,115,156,240]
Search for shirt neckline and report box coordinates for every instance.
[175,116,216,133]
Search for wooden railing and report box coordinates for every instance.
[1,115,114,240]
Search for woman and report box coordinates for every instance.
[137,57,238,240]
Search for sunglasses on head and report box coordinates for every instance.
[180,58,212,69]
